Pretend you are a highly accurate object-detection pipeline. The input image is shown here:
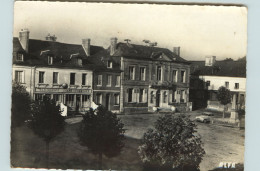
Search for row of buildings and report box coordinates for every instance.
[13,29,191,114]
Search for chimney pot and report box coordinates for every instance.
[19,29,30,53]
[110,37,117,56]
[173,47,180,56]
[82,38,91,56]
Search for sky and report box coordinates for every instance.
[13,1,247,61]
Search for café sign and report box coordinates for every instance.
[35,88,92,93]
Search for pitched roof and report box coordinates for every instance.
[110,43,189,63]
[13,37,104,70]
[190,60,246,78]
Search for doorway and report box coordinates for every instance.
[76,95,80,112]
[106,94,110,111]
[156,90,160,107]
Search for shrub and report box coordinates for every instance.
[138,114,205,171]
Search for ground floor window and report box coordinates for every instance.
[172,90,176,102]
[139,89,144,102]
[163,91,167,103]
[82,95,90,107]
[128,88,133,102]
[96,94,102,105]
[180,90,185,103]
[35,94,43,101]
[53,94,62,102]
[150,91,154,103]
[66,94,75,107]
[114,94,120,105]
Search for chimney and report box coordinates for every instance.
[45,34,57,42]
[205,56,216,66]
[173,47,180,56]
[19,29,30,53]
[110,37,117,56]
[82,38,91,56]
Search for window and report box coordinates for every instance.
[225,81,229,89]
[35,94,43,101]
[180,90,185,103]
[235,83,239,89]
[82,73,87,85]
[107,61,113,68]
[48,56,53,65]
[206,81,210,86]
[172,90,176,102]
[116,75,120,87]
[15,71,23,83]
[97,75,102,86]
[53,72,58,84]
[70,73,75,85]
[96,94,102,105]
[180,71,186,83]
[77,58,82,66]
[172,70,177,82]
[53,94,62,102]
[107,75,112,86]
[150,91,154,103]
[66,94,74,107]
[39,71,45,83]
[139,89,144,102]
[128,88,133,102]
[157,66,162,81]
[16,53,24,61]
[129,66,135,80]
[140,67,146,81]
[114,94,120,105]
[82,95,90,107]
[163,91,167,103]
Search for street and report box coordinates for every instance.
[11,111,244,171]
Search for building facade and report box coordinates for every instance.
[13,29,104,114]
[190,56,246,111]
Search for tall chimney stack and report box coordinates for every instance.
[173,47,180,56]
[110,37,117,56]
[82,38,91,56]
[19,29,30,53]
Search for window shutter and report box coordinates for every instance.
[135,89,139,103]
[144,89,148,103]
[125,89,129,102]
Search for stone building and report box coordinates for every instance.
[190,56,246,111]
[12,29,104,113]
[92,38,191,113]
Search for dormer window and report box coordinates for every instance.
[107,60,113,68]
[48,56,53,65]
[77,58,82,66]
[16,53,24,62]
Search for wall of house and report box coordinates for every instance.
[199,76,246,92]
[93,71,121,112]
[12,65,35,98]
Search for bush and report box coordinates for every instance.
[78,106,125,169]
[138,114,205,171]
[11,82,31,127]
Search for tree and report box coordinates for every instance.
[138,114,205,171]
[217,86,231,118]
[28,96,65,168]
[11,82,31,127]
[78,106,125,169]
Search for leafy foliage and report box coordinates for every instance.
[29,96,65,143]
[11,82,31,127]
[138,114,205,170]
[217,86,231,106]
[78,106,125,165]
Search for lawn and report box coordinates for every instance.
[11,111,244,171]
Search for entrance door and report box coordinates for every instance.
[76,95,80,112]
[156,90,160,107]
[106,94,110,111]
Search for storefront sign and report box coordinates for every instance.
[35,87,92,93]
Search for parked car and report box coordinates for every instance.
[195,115,210,123]
[202,112,214,116]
